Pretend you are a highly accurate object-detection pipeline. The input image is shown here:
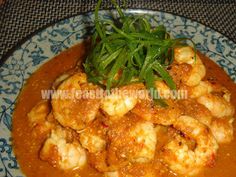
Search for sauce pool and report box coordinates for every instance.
[12,43,236,177]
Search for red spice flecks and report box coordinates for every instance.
[206,153,216,168]
[101,122,109,128]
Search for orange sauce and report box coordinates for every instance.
[12,44,236,177]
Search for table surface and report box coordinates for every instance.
[0,0,236,62]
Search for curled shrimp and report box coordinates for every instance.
[79,132,106,153]
[79,119,107,153]
[91,117,157,174]
[188,81,213,98]
[28,100,50,127]
[40,126,87,170]
[160,116,218,176]
[129,121,157,163]
[188,80,232,99]
[197,93,235,118]
[184,79,235,118]
[131,98,155,121]
[174,46,206,86]
[178,99,213,127]
[108,115,157,165]
[27,101,56,139]
[101,94,137,118]
[101,84,143,119]
[52,72,101,131]
[209,117,234,144]
[189,82,235,143]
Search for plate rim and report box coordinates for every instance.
[0,7,236,177]
[1,8,236,66]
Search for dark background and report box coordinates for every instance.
[0,0,235,61]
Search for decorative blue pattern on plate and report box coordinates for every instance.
[0,10,235,177]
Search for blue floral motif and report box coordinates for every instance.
[29,47,48,66]
[0,138,20,177]
[48,28,71,37]
[0,10,235,177]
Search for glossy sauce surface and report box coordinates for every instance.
[12,43,236,177]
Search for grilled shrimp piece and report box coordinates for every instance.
[101,93,137,118]
[101,84,143,119]
[197,93,235,118]
[178,99,213,127]
[188,80,234,117]
[52,72,101,131]
[108,115,157,164]
[174,46,206,86]
[190,82,235,143]
[28,101,55,139]
[52,68,78,90]
[131,99,154,121]
[28,100,50,127]
[209,117,234,144]
[80,133,106,153]
[79,119,107,153]
[188,80,232,99]
[188,81,213,98]
[161,116,218,176]
[129,122,157,163]
[40,126,87,170]
[152,100,182,126]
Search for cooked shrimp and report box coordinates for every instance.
[133,99,181,123]
[101,93,137,118]
[27,101,56,139]
[152,100,182,126]
[189,82,234,143]
[186,79,235,118]
[40,126,87,170]
[52,72,101,131]
[101,84,142,119]
[186,56,206,86]
[160,116,218,176]
[197,93,235,118]
[174,46,195,65]
[188,80,232,99]
[52,67,79,90]
[79,119,107,153]
[186,57,206,86]
[131,99,154,121]
[174,46,206,86]
[28,100,50,127]
[80,133,106,153]
[178,99,213,127]
[129,121,157,163]
[209,117,234,144]
[188,81,213,98]
[108,115,157,165]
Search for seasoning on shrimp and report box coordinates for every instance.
[13,0,236,176]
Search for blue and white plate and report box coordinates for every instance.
[0,9,235,177]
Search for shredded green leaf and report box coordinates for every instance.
[83,0,196,106]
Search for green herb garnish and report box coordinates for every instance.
[83,0,195,106]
